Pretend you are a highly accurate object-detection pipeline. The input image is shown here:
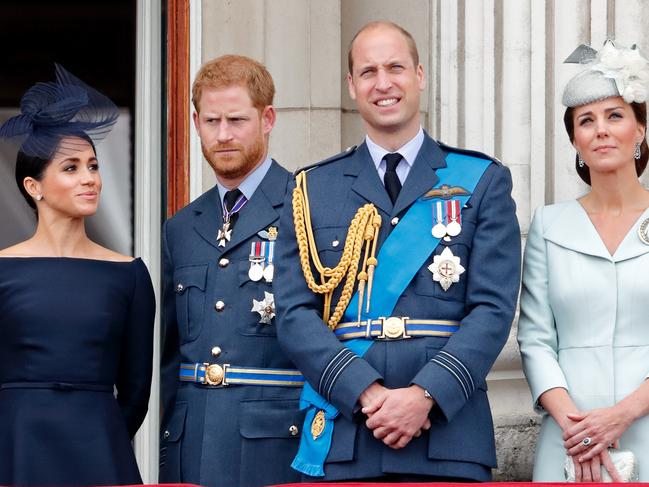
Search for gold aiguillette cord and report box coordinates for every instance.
[293,171,381,329]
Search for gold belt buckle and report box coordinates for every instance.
[203,363,230,386]
[378,316,410,340]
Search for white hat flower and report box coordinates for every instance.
[591,41,649,104]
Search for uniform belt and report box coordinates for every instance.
[333,317,460,340]
[0,381,113,392]
[179,363,304,387]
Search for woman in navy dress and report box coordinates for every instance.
[0,65,155,486]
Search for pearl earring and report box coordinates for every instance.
[35,195,43,201]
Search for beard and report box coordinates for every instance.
[202,130,266,182]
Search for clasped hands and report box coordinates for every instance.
[358,382,433,450]
[561,406,632,482]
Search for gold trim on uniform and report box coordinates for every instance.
[292,170,382,328]
[205,364,225,385]
[423,184,470,200]
[311,409,326,440]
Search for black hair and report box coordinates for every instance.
[14,133,97,211]
[15,151,49,210]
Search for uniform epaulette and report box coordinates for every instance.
[293,145,358,177]
[436,140,502,166]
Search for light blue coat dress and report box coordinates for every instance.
[518,200,649,481]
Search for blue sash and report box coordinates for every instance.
[291,152,492,477]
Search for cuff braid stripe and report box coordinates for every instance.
[433,354,472,396]
[319,348,348,393]
[431,358,469,399]
[438,350,475,390]
[325,353,357,400]
[320,349,356,397]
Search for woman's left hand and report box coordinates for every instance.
[563,406,632,460]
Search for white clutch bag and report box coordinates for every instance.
[564,449,638,482]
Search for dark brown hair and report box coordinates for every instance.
[563,101,649,185]
[347,21,419,75]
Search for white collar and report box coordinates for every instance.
[216,155,272,202]
[365,126,424,170]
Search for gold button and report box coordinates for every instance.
[211,346,222,357]
[289,425,299,436]
[163,430,170,439]
[218,258,229,268]
[176,283,184,293]
[391,217,399,226]
[215,300,225,311]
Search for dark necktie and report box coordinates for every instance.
[223,188,243,229]
[383,152,403,204]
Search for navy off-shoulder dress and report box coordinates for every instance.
[0,257,155,486]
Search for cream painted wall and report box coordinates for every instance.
[195,0,649,478]
[199,0,344,189]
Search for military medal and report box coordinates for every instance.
[639,218,649,245]
[263,241,275,282]
[427,247,465,291]
[217,222,232,247]
[248,264,264,282]
[248,242,265,281]
[251,291,275,324]
[446,200,462,237]
[431,201,447,238]
[311,409,326,440]
[218,192,248,247]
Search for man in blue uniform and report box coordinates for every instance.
[160,55,304,487]
[274,21,521,482]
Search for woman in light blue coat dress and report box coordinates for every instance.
[518,41,649,482]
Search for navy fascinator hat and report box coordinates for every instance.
[0,64,119,159]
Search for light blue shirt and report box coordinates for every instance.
[365,127,424,185]
[216,155,272,204]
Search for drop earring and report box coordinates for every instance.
[577,152,585,168]
[635,142,642,160]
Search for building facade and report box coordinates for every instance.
[2,0,648,482]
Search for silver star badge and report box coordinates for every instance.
[251,291,276,324]
[217,222,232,247]
[428,247,465,291]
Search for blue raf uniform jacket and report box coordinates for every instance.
[160,161,305,487]
[274,134,521,481]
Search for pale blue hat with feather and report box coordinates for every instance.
[562,40,649,107]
